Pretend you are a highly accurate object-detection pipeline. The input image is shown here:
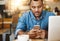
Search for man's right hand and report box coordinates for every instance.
[28,29,37,38]
[18,30,24,35]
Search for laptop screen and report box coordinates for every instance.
[48,16,60,41]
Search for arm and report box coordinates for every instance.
[17,30,25,35]
[15,14,27,36]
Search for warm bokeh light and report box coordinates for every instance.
[45,0,53,2]
[6,0,29,13]
[10,0,22,11]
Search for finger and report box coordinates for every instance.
[40,30,45,39]
[37,30,42,33]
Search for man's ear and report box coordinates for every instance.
[41,3,43,7]
[29,5,31,10]
[43,4,45,9]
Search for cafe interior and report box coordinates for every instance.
[0,0,60,41]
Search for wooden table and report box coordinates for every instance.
[31,39,45,41]
[14,39,45,41]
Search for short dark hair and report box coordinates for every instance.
[29,0,43,5]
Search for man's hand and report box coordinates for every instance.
[40,30,46,39]
[28,29,37,38]
[35,30,48,39]
[35,30,42,38]
[17,29,48,39]
[18,30,24,35]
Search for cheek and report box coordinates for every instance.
[38,9,42,15]
[39,8,43,12]
[31,8,35,13]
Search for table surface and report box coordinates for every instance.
[14,39,46,41]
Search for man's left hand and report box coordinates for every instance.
[35,30,48,39]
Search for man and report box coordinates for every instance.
[15,0,55,39]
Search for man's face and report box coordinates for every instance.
[30,0,43,17]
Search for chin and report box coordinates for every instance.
[35,14,40,17]
[35,15,40,17]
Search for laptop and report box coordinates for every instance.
[48,16,60,41]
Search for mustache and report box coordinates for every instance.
[35,11,39,13]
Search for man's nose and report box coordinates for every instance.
[35,8,38,11]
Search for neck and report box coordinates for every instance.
[35,17,40,20]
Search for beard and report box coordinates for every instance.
[34,12,41,17]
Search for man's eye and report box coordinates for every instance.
[32,6,35,9]
[38,6,42,8]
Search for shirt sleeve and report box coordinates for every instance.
[15,14,27,36]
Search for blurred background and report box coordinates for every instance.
[0,0,60,41]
